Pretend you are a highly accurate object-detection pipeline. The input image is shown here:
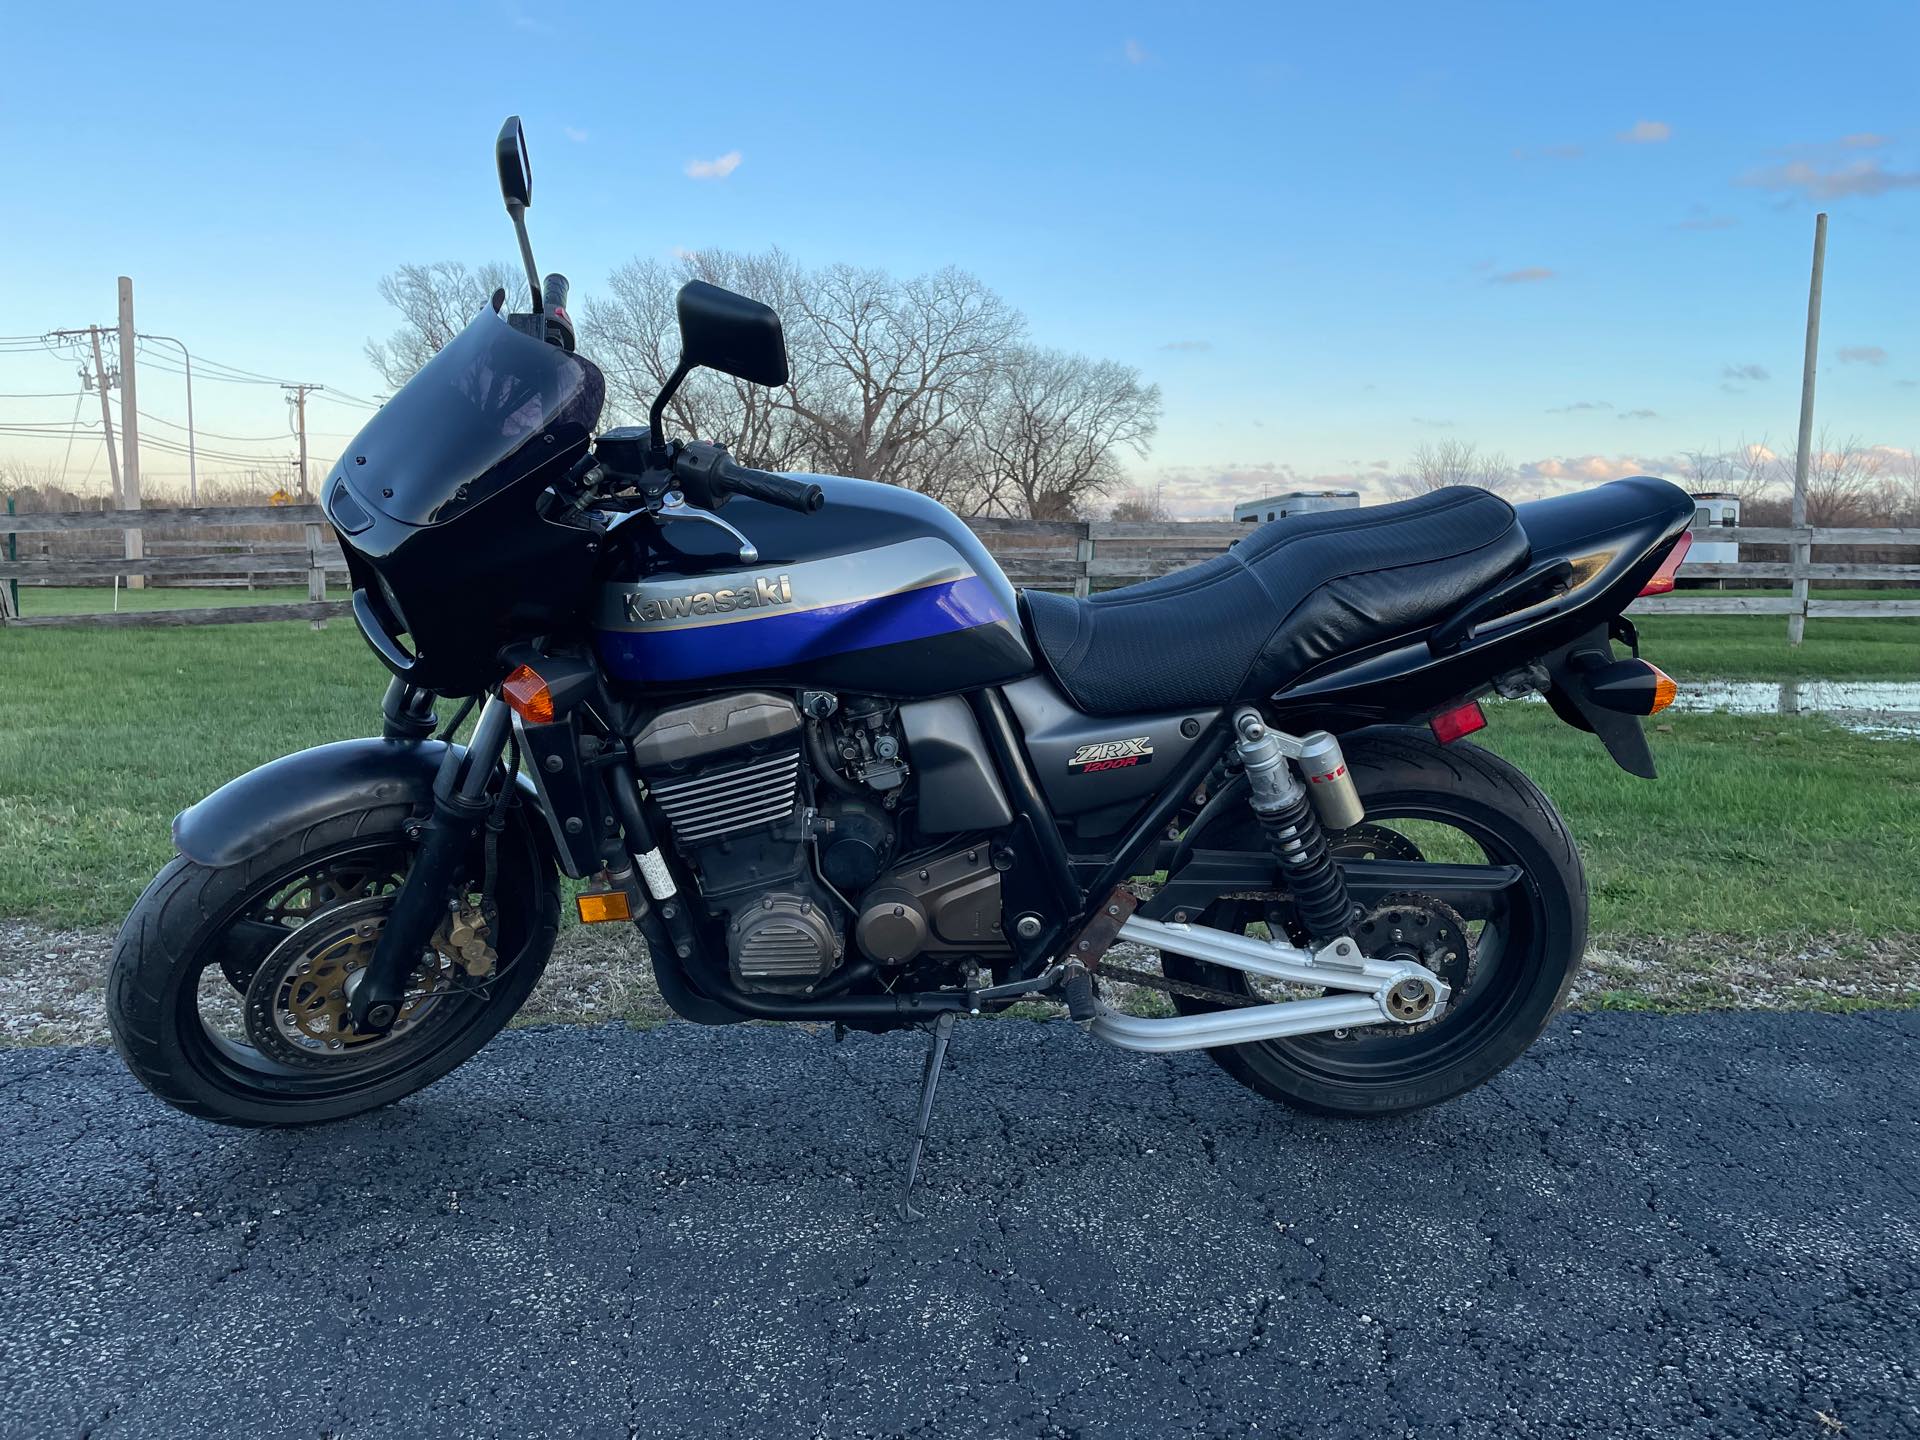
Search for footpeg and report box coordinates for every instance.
[1062,962,1098,1023]
[897,1011,956,1221]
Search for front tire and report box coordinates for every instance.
[1161,730,1587,1117]
[108,802,558,1127]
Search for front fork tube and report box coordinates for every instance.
[349,696,512,1032]
[603,765,703,965]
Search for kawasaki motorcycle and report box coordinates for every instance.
[109,119,1695,1215]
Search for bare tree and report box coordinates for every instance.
[964,347,1160,519]
[364,261,529,391]
[1387,440,1515,498]
[1108,481,1171,523]
[781,264,1025,497]
[1681,436,1779,502]
[584,248,812,470]
[1774,429,1887,525]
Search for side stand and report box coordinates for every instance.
[897,1011,957,1222]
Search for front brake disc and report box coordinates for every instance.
[241,895,459,1069]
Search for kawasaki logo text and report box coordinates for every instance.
[624,575,794,624]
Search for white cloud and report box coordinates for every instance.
[685,150,743,180]
[1619,119,1672,144]
[1158,339,1210,352]
[1743,156,1920,201]
[1123,38,1151,64]
[1838,345,1888,366]
[1490,266,1555,284]
[563,126,589,144]
[1516,453,1685,490]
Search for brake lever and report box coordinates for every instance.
[652,489,758,563]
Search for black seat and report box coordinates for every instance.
[1022,486,1530,715]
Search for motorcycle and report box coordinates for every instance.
[108,118,1696,1216]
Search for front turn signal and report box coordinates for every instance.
[501,664,555,725]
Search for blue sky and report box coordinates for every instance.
[3,0,1916,513]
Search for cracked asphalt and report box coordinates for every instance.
[3,1010,1917,1439]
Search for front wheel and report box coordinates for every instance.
[107,801,558,1127]
[1160,730,1587,1117]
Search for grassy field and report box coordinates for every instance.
[0,612,1914,942]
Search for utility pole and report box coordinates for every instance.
[283,383,322,501]
[1787,212,1827,648]
[84,326,124,505]
[117,276,145,588]
[139,333,197,504]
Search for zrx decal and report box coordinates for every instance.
[1068,737,1154,774]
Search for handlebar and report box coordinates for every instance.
[671,442,824,514]
[539,273,576,353]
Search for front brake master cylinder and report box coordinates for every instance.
[1233,710,1361,945]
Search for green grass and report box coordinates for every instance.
[0,613,1915,943]
[1474,702,1919,939]
[1632,610,1917,682]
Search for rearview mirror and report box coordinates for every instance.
[495,116,532,211]
[676,281,790,387]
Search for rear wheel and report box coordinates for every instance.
[107,802,558,1127]
[1159,731,1586,1116]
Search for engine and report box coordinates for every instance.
[630,691,1012,993]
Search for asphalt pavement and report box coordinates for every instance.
[2,1010,1917,1439]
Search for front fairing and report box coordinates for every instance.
[336,301,605,528]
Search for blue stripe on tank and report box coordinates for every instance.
[595,574,1011,682]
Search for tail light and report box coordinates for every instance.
[1638,532,1693,597]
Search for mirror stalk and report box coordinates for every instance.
[507,201,543,314]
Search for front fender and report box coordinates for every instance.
[171,737,545,868]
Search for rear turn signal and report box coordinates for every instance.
[1638,531,1692,597]
[501,664,555,725]
[1430,700,1487,745]
[576,890,632,925]
[1583,659,1679,716]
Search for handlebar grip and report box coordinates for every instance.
[541,272,570,313]
[719,462,825,513]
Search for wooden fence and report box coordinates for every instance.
[2,504,1916,634]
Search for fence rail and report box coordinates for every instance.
[3,505,1917,636]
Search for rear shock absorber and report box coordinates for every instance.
[1232,708,1359,946]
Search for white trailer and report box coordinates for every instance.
[1687,492,1741,567]
[1233,489,1361,525]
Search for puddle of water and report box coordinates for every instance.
[1670,680,1920,739]
[1520,679,1920,738]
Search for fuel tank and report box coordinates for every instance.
[596,474,1033,696]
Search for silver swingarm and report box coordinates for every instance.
[1086,915,1449,1054]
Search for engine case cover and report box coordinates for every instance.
[729,894,841,990]
[855,847,1010,965]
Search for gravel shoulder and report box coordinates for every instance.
[2,1011,1917,1438]
[3,918,1916,1047]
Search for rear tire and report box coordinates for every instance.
[1162,730,1586,1117]
[108,802,558,1127]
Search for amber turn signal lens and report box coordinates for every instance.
[501,664,555,725]
[1648,665,1678,715]
[576,890,632,925]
